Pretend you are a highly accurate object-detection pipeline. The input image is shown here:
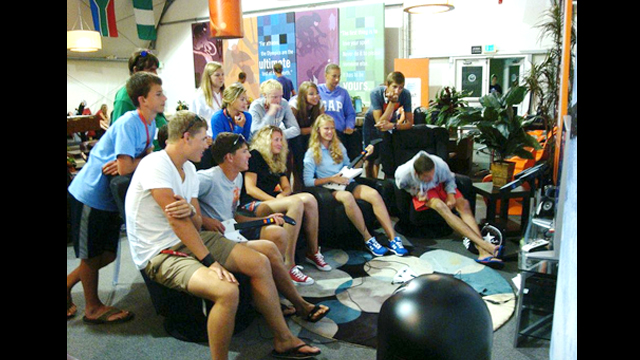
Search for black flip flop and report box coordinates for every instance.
[305,304,330,323]
[83,308,134,324]
[271,343,321,359]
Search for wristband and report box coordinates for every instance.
[200,253,215,267]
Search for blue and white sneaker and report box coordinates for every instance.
[389,236,409,256]
[365,237,388,257]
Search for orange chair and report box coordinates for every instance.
[482,129,553,215]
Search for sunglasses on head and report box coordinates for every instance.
[184,115,206,134]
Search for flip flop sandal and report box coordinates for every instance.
[271,343,321,359]
[83,308,134,325]
[305,304,330,323]
[475,256,505,270]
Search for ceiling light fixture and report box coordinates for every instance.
[209,0,244,39]
[67,0,102,52]
[403,0,455,15]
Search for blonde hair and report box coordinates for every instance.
[309,114,343,165]
[250,126,288,174]
[222,82,247,109]
[167,111,208,143]
[199,62,225,108]
[259,79,283,97]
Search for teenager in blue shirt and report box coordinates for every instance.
[303,114,408,257]
[67,72,165,323]
[318,64,360,161]
[210,82,252,141]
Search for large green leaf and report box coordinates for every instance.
[503,86,528,106]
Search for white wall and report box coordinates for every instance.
[67,59,129,115]
[408,0,553,58]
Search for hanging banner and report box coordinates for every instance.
[295,9,339,85]
[257,12,298,86]
[338,3,385,103]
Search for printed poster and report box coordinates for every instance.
[192,22,223,88]
[223,17,260,101]
[295,9,339,85]
[338,4,385,104]
[257,12,297,86]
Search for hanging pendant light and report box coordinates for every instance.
[67,0,102,52]
[208,0,244,39]
[403,0,455,14]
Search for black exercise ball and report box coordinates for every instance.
[377,274,493,360]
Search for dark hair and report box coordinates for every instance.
[126,72,162,107]
[386,71,405,86]
[413,153,435,174]
[128,49,160,75]
[211,132,246,164]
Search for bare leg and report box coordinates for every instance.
[333,190,372,241]
[256,196,304,267]
[243,241,329,321]
[454,198,483,238]
[224,244,321,355]
[70,252,131,321]
[428,198,497,259]
[187,267,240,360]
[352,185,396,240]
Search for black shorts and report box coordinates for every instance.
[69,194,122,259]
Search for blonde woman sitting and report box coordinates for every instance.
[243,126,331,286]
[302,115,408,257]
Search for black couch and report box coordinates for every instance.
[302,177,379,250]
[377,125,475,238]
[109,175,255,343]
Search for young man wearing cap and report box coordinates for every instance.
[125,115,326,360]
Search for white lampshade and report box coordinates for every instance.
[403,0,455,14]
[67,30,102,52]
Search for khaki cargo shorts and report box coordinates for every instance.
[144,231,237,293]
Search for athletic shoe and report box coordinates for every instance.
[464,224,504,255]
[365,237,388,257]
[305,248,332,271]
[481,224,504,247]
[388,236,409,256]
[289,265,314,286]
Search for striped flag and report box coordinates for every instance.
[90,0,118,37]
[133,0,157,40]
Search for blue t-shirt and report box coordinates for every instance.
[210,109,252,141]
[302,143,350,188]
[276,76,295,101]
[68,110,156,212]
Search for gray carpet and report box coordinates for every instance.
[67,211,550,359]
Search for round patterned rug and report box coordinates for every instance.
[290,248,516,348]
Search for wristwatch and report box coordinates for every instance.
[189,204,197,217]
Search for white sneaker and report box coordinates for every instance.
[305,248,332,271]
[289,265,314,286]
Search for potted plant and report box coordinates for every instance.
[453,86,542,187]
[426,86,473,130]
